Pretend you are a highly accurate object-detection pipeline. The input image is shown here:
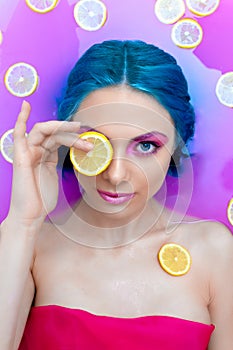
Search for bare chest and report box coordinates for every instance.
[32,234,210,322]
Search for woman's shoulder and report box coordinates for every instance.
[174,216,233,258]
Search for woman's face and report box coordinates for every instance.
[72,85,175,219]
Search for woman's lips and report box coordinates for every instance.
[97,190,135,204]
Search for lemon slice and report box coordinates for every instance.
[154,0,185,24]
[73,0,107,31]
[4,62,39,97]
[25,0,58,13]
[171,18,203,48]
[0,30,3,45]
[0,128,14,163]
[227,198,233,226]
[186,0,220,17]
[215,72,233,108]
[70,131,113,176]
[158,243,192,276]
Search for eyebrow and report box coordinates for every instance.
[132,132,168,143]
[79,126,168,143]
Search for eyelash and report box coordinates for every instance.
[133,141,161,156]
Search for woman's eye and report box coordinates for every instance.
[135,142,158,155]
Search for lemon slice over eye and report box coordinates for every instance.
[4,62,39,97]
[154,0,185,24]
[186,0,220,17]
[171,18,203,49]
[0,128,14,163]
[70,131,113,176]
[73,0,107,31]
[158,243,192,276]
[227,198,233,226]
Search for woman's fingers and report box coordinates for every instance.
[14,101,31,140]
[40,132,93,153]
[28,120,81,144]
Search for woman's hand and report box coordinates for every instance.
[8,101,92,227]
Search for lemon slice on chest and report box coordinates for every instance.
[158,243,192,276]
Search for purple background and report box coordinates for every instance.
[0,0,233,231]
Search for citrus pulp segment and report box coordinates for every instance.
[186,0,220,17]
[227,198,233,226]
[0,128,14,163]
[73,0,107,31]
[70,131,113,176]
[4,62,39,97]
[154,0,185,24]
[171,18,203,48]
[25,0,59,13]
[215,72,233,108]
[158,243,192,276]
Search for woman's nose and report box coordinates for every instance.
[102,155,130,186]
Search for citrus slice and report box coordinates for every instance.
[215,72,233,108]
[73,0,107,31]
[25,0,58,13]
[171,18,203,48]
[154,0,185,24]
[4,62,39,97]
[186,0,220,17]
[158,243,192,276]
[70,131,113,176]
[227,198,233,226]
[0,128,14,163]
[0,30,3,45]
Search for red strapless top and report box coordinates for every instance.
[19,305,214,350]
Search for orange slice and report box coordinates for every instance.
[4,62,39,97]
[25,0,59,13]
[186,0,220,17]
[154,0,185,24]
[171,18,203,48]
[73,0,107,31]
[0,128,14,163]
[70,131,113,176]
[158,243,192,276]
[215,72,233,108]
[227,198,233,226]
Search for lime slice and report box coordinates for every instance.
[154,0,185,24]
[227,198,233,226]
[186,0,220,17]
[25,0,59,13]
[215,72,233,108]
[0,128,14,163]
[158,243,192,276]
[70,131,113,176]
[4,62,39,98]
[171,18,203,48]
[73,0,107,31]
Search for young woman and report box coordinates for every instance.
[0,40,232,350]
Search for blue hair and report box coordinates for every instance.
[58,40,195,176]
